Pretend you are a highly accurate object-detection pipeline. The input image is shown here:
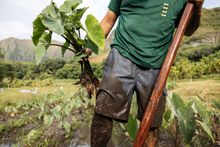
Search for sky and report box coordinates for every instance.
[0,0,219,41]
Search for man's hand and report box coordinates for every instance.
[85,48,93,57]
[188,0,204,14]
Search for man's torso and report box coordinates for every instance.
[109,0,187,68]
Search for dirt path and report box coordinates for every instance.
[170,79,220,100]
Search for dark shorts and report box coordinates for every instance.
[95,48,166,127]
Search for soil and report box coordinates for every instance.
[0,117,180,147]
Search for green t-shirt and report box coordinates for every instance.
[108,0,187,68]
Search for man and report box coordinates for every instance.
[89,0,203,146]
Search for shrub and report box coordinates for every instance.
[38,59,66,74]
[56,63,80,79]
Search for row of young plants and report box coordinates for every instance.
[0,82,219,146]
[0,88,94,146]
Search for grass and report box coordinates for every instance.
[170,78,220,101]
[1,78,219,110]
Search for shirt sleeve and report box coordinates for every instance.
[108,0,122,14]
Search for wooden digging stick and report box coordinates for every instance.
[133,3,194,147]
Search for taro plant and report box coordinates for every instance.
[37,89,91,134]
[163,93,218,146]
[32,0,105,97]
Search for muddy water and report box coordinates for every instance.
[0,144,16,147]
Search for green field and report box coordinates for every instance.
[170,78,220,100]
[1,78,219,107]
[0,79,80,110]
[0,78,219,146]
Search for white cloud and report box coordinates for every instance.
[0,21,31,40]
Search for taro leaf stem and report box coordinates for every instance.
[50,43,76,53]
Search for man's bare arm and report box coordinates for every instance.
[100,10,118,38]
[184,0,204,36]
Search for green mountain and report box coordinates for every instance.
[0,37,74,62]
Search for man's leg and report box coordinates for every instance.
[91,113,113,147]
[90,48,136,147]
[135,68,166,147]
[144,127,160,147]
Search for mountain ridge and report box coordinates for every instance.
[0,37,74,62]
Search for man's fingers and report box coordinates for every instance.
[85,48,93,56]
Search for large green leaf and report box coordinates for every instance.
[65,8,88,32]
[191,97,211,127]
[63,104,73,116]
[125,115,138,141]
[26,129,43,142]
[176,103,196,144]
[85,15,105,49]
[32,15,46,46]
[73,52,87,61]
[68,7,88,23]
[196,120,215,143]
[162,108,174,129]
[34,44,46,65]
[75,21,86,31]
[63,122,71,133]
[84,38,99,54]
[211,99,220,110]
[169,93,196,144]
[61,41,70,57]
[34,31,52,64]
[43,114,54,127]
[41,3,64,35]
[52,105,62,120]
[59,0,82,13]
[169,93,185,116]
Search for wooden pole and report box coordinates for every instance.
[133,3,194,147]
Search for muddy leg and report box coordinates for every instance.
[144,127,160,147]
[91,113,113,147]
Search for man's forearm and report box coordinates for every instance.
[100,19,115,38]
[100,10,118,38]
[184,0,203,36]
[184,11,201,36]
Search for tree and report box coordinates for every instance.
[39,58,66,74]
